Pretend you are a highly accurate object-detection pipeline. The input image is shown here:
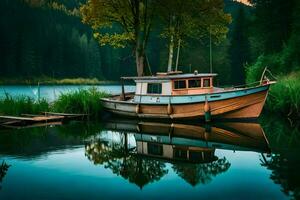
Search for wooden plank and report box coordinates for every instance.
[21,114,46,117]
[43,112,88,117]
[31,116,65,121]
[0,116,37,121]
[1,121,62,129]
[0,115,65,125]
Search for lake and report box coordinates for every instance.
[0,85,299,200]
[0,115,299,200]
[0,85,135,102]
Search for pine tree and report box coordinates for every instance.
[229,5,250,85]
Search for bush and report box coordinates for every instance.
[266,73,300,117]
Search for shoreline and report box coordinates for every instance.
[0,78,120,86]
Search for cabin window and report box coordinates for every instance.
[203,78,211,87]
[188,79,201,88]
[174,80,186,89]
[148,143,163,156]
[147,83,162,94]
[189,151,202,162]
[174,149,187,160]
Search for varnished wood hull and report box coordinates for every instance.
[101,85,270,120]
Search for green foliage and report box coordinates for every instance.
[229,5,250,85]
[265,73,300,117]
[0,88,109,118]
[80,0,155,76]
[0,94,50,116]
[52,88,109,118]
[158,0,231,44]
[0,0,104,80]
[245,55,267,84]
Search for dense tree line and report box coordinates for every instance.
[0,0,251,83]
[0,0,111,79]
[243,0,300,82]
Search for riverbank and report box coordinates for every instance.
[0,88,109,118]
[265,72,300,118]
[0,78,118,85]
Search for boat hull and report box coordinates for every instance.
[101,85,270,120]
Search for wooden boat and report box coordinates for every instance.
[101,69,275,120]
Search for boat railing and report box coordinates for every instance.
[229,67,277,89]
[232,81,262,89]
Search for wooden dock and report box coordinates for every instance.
[0,112,87,129]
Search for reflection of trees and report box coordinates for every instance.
[173,157,230,186]
[85,133,168,189]
[0,160,10,190]
[261,153,300,200]
[261,115,300,200]
[0,122,102,159]
[107,156,168,189]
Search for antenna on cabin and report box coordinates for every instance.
[209,26,213,73]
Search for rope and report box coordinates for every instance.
[265,69,278,80]
[232,81,261,88]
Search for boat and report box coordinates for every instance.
[101,68,275,121]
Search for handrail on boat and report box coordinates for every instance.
[232,67,276,89]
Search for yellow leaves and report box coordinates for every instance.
[93,32,134,48]
[23,0,46,7]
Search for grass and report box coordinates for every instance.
[265,72,300,118]
[0,93,50,116]
[0,77,117,85]
[0,88,109,118]
[52,88,109,118]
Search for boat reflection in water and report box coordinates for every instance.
[85,119,270,188]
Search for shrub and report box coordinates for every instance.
[266,73,300,117]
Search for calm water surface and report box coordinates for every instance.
[0,115,299,200]
[0,85,135,101]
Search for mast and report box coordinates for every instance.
[209,27,213,73]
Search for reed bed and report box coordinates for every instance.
[52,88,108,117]
[0,93,49,116]
[0,88,109,118]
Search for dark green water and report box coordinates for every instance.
[0,116,299,200]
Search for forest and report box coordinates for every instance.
[0,0,245,84]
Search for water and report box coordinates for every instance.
[0,115,299,200]
[0,85,135,101]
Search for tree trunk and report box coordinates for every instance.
[167,34,174,72]
[135,49,144,76]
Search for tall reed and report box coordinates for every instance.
[265,72,300,118]
[52,87,109,118]
[0,93,49,116]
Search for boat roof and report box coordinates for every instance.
[121,73,217,81]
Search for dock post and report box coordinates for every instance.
[121,78,125,101]
[204,96,211,123]
[38,82,41,102]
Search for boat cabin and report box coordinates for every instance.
[122,71,217,97]
[136,139,217,163]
